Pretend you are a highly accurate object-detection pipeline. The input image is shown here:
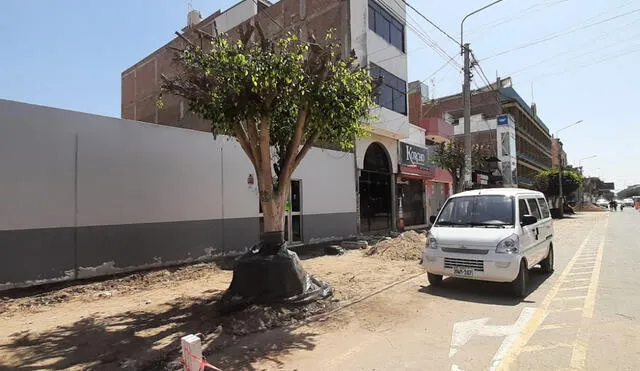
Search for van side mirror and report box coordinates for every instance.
[429,215,436,224]
[521,214,537,226]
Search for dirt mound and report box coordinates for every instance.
[0,262,220,315]
[365,230,427,261]
[576,203,607,212]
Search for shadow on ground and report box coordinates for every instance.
[1,292,322,371]
[419,268,552,306]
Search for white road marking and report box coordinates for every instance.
[448,308,536,365]
[552,296,587,301]
[557,285,590,292]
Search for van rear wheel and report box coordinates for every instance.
[428,273,443,286]
[511,261,528,298]
[541,246,554,274]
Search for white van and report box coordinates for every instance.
[422,188,554,297]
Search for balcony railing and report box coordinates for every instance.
[517,152,549,170]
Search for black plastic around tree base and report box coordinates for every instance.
[218,231,334,314]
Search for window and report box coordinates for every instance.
[370,63,407,115]
[518,199,529,219]
[436,195,515,226]
[526,198,542,220]
[537,198,550,219]
[368,0,405,51]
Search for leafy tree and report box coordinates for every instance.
[617,185,640,198]
[431,137,492,193]
[160,25,373,236]
[159,25,374,307]
[534,169,583,197]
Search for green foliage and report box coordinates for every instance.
[159,27,373,183]
[617,185,640,198]
[431,138,492,192]
[534,169,583,197]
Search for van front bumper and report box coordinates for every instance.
[422,248,521,283]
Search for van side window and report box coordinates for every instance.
[519,199,529,219]
[537,197,550,219]
[527,198,542,219]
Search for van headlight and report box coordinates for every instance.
[427,233,438,249]
[496,234,519,254]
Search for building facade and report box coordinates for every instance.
[551,138,567,168]
[121,0,426,233]
[421,77,552,188]
[0,98,357,290]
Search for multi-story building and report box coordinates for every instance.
[420,77,552,188]
[122,0,427,234]
[551,138,567,168]
[407,81,454,217]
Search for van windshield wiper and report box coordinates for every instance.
[469,222,511,228]
[435,221,471,227]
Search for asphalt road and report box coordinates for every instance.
[252,210,640,370]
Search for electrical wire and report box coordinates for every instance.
[482,6,640,60]
[467,0,569,36]
[400,0,461,47]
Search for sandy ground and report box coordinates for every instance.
[0,240,425,370]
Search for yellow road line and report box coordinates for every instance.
[495,227,596,371]
[521,342,574,353]
[569,229,608,370]
[566,271,592,276]
[557,285,590,292]
[552,296,587,301]
[540,323,577,330]
[496,214,610,371]
[548,307,583,313]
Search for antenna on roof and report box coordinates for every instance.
[531,81,535,103]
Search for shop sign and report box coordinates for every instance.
[497,114,509,126]
[399,142,431,170]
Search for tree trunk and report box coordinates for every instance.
[261,195,286,232]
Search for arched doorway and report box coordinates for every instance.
[359,142,392,232]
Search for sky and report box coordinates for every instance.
[0,0,638,191]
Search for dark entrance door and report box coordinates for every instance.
[359,143,392,233]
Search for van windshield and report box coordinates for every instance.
[435,195,515,227]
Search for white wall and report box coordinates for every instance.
[454,114,498,135]
[214,0,257,33]
[356,133,398,173]
[0,99,356,230]
[293,148,357,215]
[0,106,76,230]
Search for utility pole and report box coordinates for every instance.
[460,0,504,192]
[558,150,563,215]
[462,43,472,192]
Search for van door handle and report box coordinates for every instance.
[535,228,539,240]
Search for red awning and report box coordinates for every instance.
[398,165,434,180]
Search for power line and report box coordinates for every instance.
[467,0,569,36]
[482,6,640,60]
[400,0,461,47]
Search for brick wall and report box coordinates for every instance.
[121,0,348,132]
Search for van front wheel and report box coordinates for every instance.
[511,261,528,298]
[428,273,443,286]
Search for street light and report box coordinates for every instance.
[554,120,583,217]
[577,155,597,207]
[459,0,504,191]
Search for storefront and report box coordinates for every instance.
[396,141,431,229]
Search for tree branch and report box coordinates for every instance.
[174,31,197,48]
[234,125,257,169]
[294,130,321,169]
[278,102,309,184]
[242,119,262,167]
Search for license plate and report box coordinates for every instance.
[453,267,474,277]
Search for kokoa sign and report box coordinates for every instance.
[399,141,431,169]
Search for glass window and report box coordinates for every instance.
[527,198,542,219]
[368,0,405,52]
[375,11,390,40]
[393,89,406,114]
[368,5,375,30]
[436,195,515,226]
[370,63,406,115]
[518,199,529,219]
[537,197,550,219]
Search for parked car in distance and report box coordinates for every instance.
[422,188,554,297]
[622,198,634,207]
[596,199,609,208]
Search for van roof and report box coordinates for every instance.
[451,188,545,198]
